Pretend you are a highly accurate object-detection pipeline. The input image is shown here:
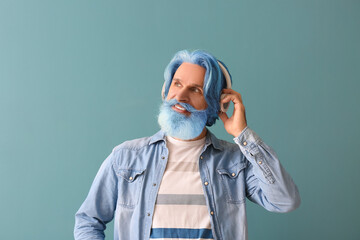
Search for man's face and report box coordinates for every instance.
[166,62,207,116]
[158,62,209,140]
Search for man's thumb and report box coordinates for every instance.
[218,111,228,123]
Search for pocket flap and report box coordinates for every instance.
[117,169,146,183]
[217,162,246,179]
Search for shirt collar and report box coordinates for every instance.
[149,128,223,151]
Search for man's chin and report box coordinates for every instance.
[158,104,207,140]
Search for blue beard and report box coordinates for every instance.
[157,99,208,140]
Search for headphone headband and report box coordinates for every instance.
[217,61,232,90]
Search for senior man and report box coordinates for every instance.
[74,49,301,240]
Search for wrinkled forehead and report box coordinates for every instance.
[173,62,206,87]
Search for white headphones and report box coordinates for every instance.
[161,61,232,112]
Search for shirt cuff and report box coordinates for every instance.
[233,126,275,184]
[233,126,262,148]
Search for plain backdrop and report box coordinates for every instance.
[1,0,359,239]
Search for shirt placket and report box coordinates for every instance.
[198,144,222,240]
[144,142,169,240]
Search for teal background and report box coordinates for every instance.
[1,0,359,239]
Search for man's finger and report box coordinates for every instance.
[221,93,241,104]
[222,89,243,101]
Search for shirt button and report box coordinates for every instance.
[147,213,151,216]
[243,141,247,146]
[204,181,209,186]
[200,156,203,160]
[129,177,133,180]
[210,211,214,215]
[161,156,165,160]
[153,183,157,186]
[231,173,235,177]
[258,161,262,164]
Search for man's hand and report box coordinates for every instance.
[218,89,247,138]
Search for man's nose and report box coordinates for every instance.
[175,88,190,103]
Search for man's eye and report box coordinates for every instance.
[175,82,181,87]
[192,88,201,93]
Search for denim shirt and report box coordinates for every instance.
[74,126,301,240]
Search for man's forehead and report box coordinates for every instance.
[176,62,206,71]
[173,62,206,86]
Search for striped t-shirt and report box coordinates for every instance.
[150,135,214,240]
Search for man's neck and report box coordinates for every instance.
[172,128,207,142]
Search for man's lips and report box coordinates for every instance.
[172,104,190,115]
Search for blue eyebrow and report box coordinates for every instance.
[172,78,203,88]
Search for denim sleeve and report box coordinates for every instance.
[233,126,301,213]
[74,149,118,240]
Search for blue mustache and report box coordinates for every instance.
[164,99,207,113]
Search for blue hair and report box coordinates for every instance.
[163,49,232,126]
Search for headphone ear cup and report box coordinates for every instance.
[220,93,230,112]
[161,82,166,100]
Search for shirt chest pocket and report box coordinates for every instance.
[217,162,247,204]
[115,168,146,208]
